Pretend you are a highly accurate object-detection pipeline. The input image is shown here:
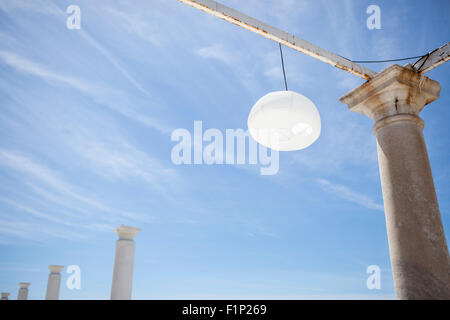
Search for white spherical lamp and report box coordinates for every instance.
[247,91,321,151]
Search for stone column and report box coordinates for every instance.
[1,292,9,300]
[340,64,450,299]
[45,265,64,300]
[110,225,141,300]
[17,282,31,300]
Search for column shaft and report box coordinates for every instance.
[110,225,140,300]
[17,283,30,300]
[375,115,450,299]
[46,273,61,300]
[110,239,136,300]
[45,266,64,300]
[18,288,28,300]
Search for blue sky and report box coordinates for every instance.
[0,0,448,299]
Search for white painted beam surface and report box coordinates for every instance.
[412,42,450,74]
[178,0,377,80]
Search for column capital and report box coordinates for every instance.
[115,225,141,240]
[48,265,64,273]
[339,64,441,123]
[19,282,31,289]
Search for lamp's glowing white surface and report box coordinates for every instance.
[248,91,321,151]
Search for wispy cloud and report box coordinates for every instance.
[0,148,111,211]
[0,148,165,222]
[229,213,281,239]
[0,197,67,224]
[194,42,263,93]
[262,50,312,88]
[78,30,151,96]
[0,196,115,232]
[105,7,162,46]
[0,218,87,242]
[0,149,157,242]
[195,43,235,65]
[316,178,384,211]
[0,50,91,91]
[25,184,91,218]
[0,265,43,273]
[0,0,151,96]
[0,0,63,17]
[0,50,172,134]
[63,125,181,195]
[290,117,377,175]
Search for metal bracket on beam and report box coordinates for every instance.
[412,42,450,74]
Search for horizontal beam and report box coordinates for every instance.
[411,42,450,74]
[178,0,377,80]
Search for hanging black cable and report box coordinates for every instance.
[413,53,430,72]
[350,55,425,64]
[279,43,288,91]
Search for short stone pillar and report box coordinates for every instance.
[17,282,31,300]
[340,64,450,299]
[110,225,141,300]
[45,265,64,300]
[1,292,10,300]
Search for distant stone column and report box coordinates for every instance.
[1,292,10,300]
[45,265,64,300]
[17,282,31,300]
[110,225,141,300]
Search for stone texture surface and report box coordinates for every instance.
[110,225,140,300]
[18,282,31,300]
[115,225,141,241]
[45,265,63,300]
[340,64,450,299]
